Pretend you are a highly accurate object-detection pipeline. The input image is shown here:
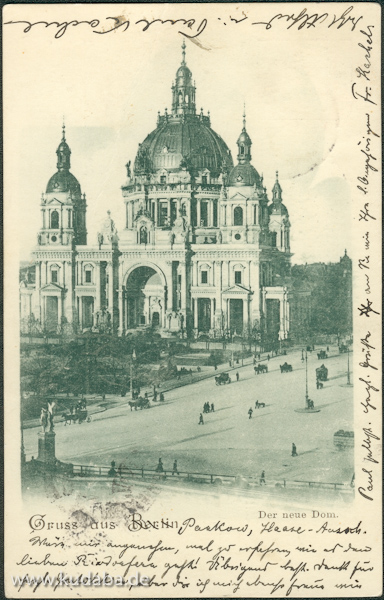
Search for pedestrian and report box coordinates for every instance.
[160,392,165,402]
[326,346,329,352]
[253,357,256,366]
[172,460,179,475]
[214,364,218,370]
[255,400,259,409]
[70,405,74,415]
[236,371,240,381]
[229,360,232,367]
[258,353,261,360]
[199,413,204,425]
[144,392,148,400]
[267,354,270,361]
[155,458,164,472]
[154,389,158,401]
[108,460,117,477]
[260,470,266,485]
[248,408,253,419]
[211,403,214,412]
[292,443,298,457]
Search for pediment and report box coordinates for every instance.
[222,284,251,295]
[47,197,64,206]
[228,192,248,202]
[136,215,154,228]
[41,283,64,292]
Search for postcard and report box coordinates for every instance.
[4,2,382,597]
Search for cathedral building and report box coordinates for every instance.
[20,41,292,341]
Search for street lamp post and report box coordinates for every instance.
[130,349,136,398]
[304,350,309,409]
[347,347,351,385]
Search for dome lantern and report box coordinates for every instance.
[236,106,252,164]
[228,108,261,187]
[56,123,71,171]
[46,125,81,195]
[172,39,196,116]
[272,171,283,203]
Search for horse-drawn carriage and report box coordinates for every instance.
[128,397,150,411]
[62,408,91,425]
[215,372,231,385]
[280,362,293,373]
[316,364,328,381]
[254,364,268,374]
[317,350,328,359]
[334,430,354,450]
[339,344,348,353]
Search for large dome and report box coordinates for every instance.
[46,170,81,194]
[134,116,233,175]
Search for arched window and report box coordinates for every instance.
[51,210,59,229]
[140,227,148,244]
[234,206,243,226]
[240,145,245,155]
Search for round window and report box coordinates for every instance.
[51,235,57,242]
[234,233,241,241]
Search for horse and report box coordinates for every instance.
[255,400,266,409]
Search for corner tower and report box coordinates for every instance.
[39,125,87,247]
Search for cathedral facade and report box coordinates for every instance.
[20,41,292,341]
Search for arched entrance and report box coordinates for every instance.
[125,266,165,329]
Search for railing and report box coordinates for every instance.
[71,464,352,492]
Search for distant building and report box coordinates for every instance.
[290,251,352,342]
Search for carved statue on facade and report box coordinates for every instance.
[172,209,188,243]
[98,211,118,245]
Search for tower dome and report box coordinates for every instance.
[268,171,288,215]
[228,109,261,187]
[133,40,233,177]
[46,125,81,194]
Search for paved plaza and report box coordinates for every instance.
[24,347,353,486]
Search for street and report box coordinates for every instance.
[24,347,353,485]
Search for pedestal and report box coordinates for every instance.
[37,431,56,464]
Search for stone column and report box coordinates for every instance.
[194,298,199,329]
[286,299,290,336]
[197,199,201,227]
[262,289,267,316]
[209,200,214,227]
[58,294,63,324]
[154,199,158,226]
[243,297,249,334]
[107,262,113,312]
[118,288,124,335]
[33,262,41,319]
[210,298,215,329]
[78,297,83,329]
[226,298,230,329]
[95,263,101,312]
[180,262,187,311]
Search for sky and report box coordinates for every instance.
[4,3,357,265]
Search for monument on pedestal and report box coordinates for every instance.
[37,402,56,465]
